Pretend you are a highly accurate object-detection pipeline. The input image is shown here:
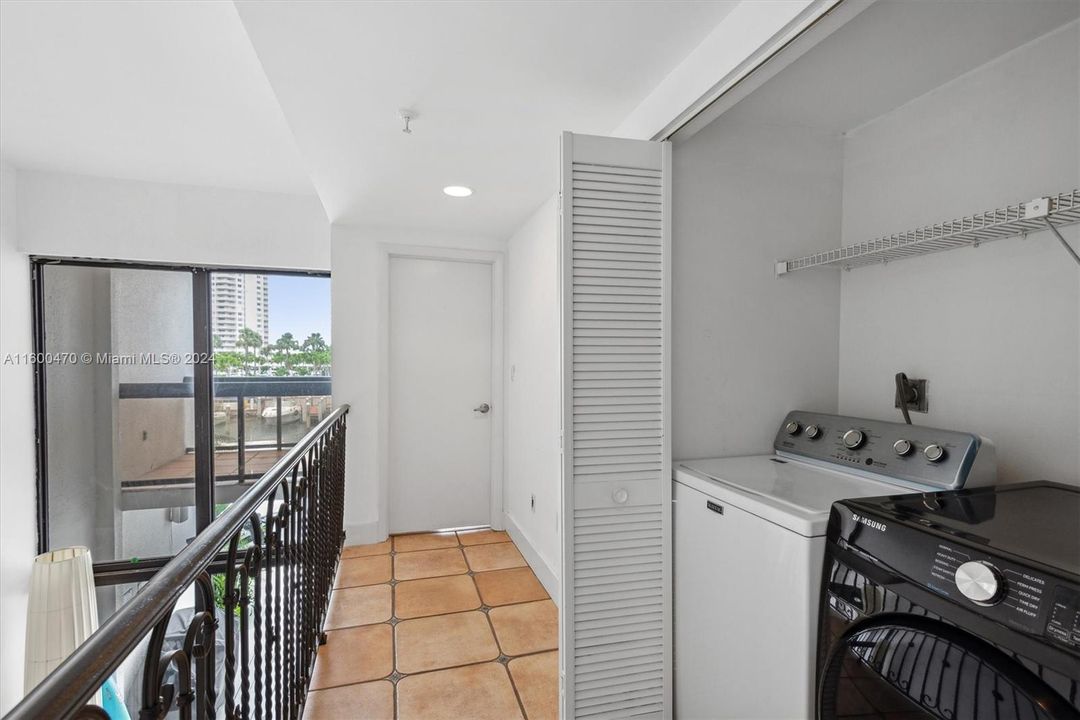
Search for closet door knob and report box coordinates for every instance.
[612,488,629,505]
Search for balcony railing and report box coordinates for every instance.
[120,376,332,510]
[7,404,350,720]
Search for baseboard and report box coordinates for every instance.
[504,514,559,607]
[344,520,383,546]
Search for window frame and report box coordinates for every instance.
[30,256,330,558]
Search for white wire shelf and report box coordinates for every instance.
[776,189,1080,275]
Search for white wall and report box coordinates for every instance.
[16,169,329,270]
[0,167,330,711]
[330,224,505,544]
[490,2,835,596]
[614,0,820,140]
[504,198,560,591]
[0,163,36,713]
[838,23,1080,485]
[671,119,842,459]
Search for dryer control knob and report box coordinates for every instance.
[805,424,822,439]
[842,429,865,449]
[785,421,801,436]
[893,439,913,456]
[955,561,1005,606]
[924,444,947,463]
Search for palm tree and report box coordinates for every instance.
[237,327,262,375]
[276,332,299,354]
[302,333,327,352]
[276,333,299,373]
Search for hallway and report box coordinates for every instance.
[305,530,558,720]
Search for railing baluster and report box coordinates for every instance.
[236,565,249,720]
[8,407,349,720]
[301,459,312,705]
[195,574,217,720]
[305,451,317,672]
[285,473,295,718]
[290,465,301,718]
[250,554,260,720]
[242,515,261,720]
[275,498,286,718]
[294,462,305,717]
[223,536,240,719]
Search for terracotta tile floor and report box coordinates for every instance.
[305,529,558,720]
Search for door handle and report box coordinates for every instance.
[474,403,491,414]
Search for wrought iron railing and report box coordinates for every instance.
[7,404,350,720]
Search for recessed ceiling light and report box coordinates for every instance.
[443,185,473,198]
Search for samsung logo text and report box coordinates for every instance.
[851,513,887,532]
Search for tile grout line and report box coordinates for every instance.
[390,579,399,720]
[469,534,554,720]
[311,656,556,711]
[328,574,551,632]
[308,650,557,704]
[391,532,476,719]
[326,590,550,632]
[316,531,552,718]
[476,566,531,720]
[311,645,559,695]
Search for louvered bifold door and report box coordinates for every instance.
[559,132,671,719]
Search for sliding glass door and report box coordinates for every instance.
[33,259,329,715]
[34,260,331,568]
[209,271,332,515]
[40,264,197,569]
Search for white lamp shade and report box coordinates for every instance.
[24,546,100,695]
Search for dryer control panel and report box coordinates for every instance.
[773,411,995,490]
[1046,586,1080,651]
[832,502,1080,654]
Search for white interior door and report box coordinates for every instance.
[389,256,493,533]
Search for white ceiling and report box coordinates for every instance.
[234,0,738,236]
[4,1,1076,239]
[721,0,1080,134]
[0,1,315,195]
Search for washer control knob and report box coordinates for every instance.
[893,439,913,456]
[842,429,865,449]
[924,444,947,463]
[805,424,822,439]
[785,421,801,436]
[955,561,1005,606]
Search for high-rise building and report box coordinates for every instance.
[211,273,269,350]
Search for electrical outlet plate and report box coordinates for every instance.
[895,378,929,413]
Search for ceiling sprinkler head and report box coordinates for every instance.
[398,109,416,134]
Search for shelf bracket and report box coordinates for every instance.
[1043,217,1080,267]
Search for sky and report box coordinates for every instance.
[267,274,331,344]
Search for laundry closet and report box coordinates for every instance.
[667,1,1080,718]
[671,0,1079,482]
[556,2,1079,718]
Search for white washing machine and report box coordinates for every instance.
[673,410,996,720]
